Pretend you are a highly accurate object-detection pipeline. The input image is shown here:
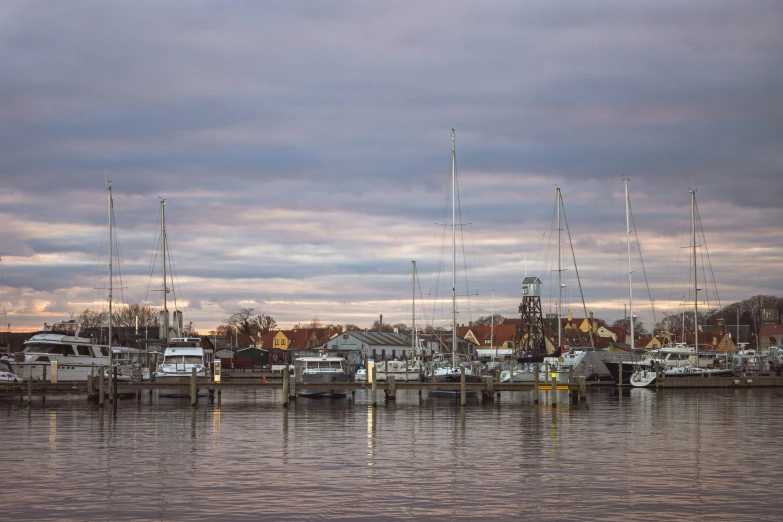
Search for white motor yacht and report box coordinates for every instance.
[18,320,110,381]
[295,355,350,398]
[155,337,207,397]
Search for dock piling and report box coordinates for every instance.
[534,363,540,404]
[190,367,197,406]
[282,368,290,408]
[98,367,105,408]
[371,365,378,407]
[460,366,466,407]
[387,375,396,401]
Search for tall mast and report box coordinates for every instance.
[107,183,114,358]
[557,187,562,351]
[625,179,634,350]
[691,190,699,367]
[161,199,169,343]
[492,290,496,360]
[411,260,416,357]
[451,129,457,368]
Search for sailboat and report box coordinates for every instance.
[151,199,208,396]
[630,190,732,387]
[428,130,481,394]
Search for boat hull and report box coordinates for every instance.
[297,373,351,398]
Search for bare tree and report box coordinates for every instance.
[77,309,108,328]
[343,324,361,331]
[473,315,505,327]
[612,316,648,336]
[371,320,394,332]
[227,308,257,335]
[255,314,277,336]
[112,304,159,328]
[308,317,322,329]
[392,323,411,333]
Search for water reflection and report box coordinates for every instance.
[49,410,56,448]
[366,405,376,467]
[2,390,783,520]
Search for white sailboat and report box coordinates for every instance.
[429,130,481,394]
[150,199,207,396]
[631,189,731,387]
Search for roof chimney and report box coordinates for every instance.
[379,314,383,331]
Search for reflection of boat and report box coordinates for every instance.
[155,338,207,397]
[295,355,350,398]
[18,320,110,381]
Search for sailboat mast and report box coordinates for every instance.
[107,183,114,369]
[161,199,168,343]
[625,179,634,350]
[451,129,457,368]
[411,260,416,357]
[692,190,699,368]
[557,187,562,351]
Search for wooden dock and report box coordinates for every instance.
[0,369,587,409]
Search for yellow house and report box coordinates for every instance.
[273,331,291,350]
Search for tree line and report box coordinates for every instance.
[77,304,159,329]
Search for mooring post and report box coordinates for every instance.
[87,374,94,397]
[27,373,32,406]
[534,363,540,404]
[282,368,290,408]
[113,367,119,408]
[371,365,378,407]
[485,375,494,402]
[618,361,623,388]
[190,367,197,406]
[579,375,587,400]
[98,366,105,408]
[460,366,466,407]
[387,375,396,401]
[550,363,557,408]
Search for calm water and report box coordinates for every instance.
[3,388,783,521]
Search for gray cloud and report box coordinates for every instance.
[1,1,782,331]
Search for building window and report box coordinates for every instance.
[343,335,348,340]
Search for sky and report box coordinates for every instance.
[1,1,782,334]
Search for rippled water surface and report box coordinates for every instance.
[3,388,783,521]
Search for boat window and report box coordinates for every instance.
[24,343,70,355]
[77,345,92,356]
[183,356,203,364]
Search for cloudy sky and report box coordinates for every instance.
[1,0,781,333]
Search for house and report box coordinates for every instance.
[759,325,783,351]
[458,323,517,352]
[321,330,412,367]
